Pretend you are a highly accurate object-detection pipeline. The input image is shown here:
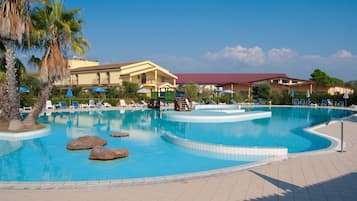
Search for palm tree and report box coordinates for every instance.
[0,0,32,130]
[24,0,89,126]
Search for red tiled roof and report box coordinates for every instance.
[175,73,289,85]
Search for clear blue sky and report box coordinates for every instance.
[62,0,357,81]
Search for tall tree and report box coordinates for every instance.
[0,0,32,130]
[24,0,89,126]
[310,68,345,87]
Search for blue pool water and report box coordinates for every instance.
[0,107,354,181]
[164,107,352,153]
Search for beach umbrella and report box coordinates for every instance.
[137,88,151,94]
[223,90,234,94]
[290,89,295,98]
[290,89,295,105]
[343,92,349,106]
[66,88,73,98]
[66,88,73,105]
[92,87,107,93]
[306,90,310,98]
[343,92,349,99]
[19,87,29,93]
[92,87,107,101]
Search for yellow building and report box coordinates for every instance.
[55,59,177,93]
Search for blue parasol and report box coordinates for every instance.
[66,88,73,98]
[290,89,295,98]
[92,87,107,93]
[19,87,29,93]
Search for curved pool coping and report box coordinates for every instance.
[163,110,272,123]
[0,106,355,189]
[162,131,288,158]
[0,126,50,141]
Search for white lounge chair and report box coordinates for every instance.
[130,100,139,107]
[96,100,103,108]
[89,99,95,108]
[23,106,32,111]
[46,100,54,109]
[103,102,112,108]
[141,100,148,106]
[119,99,127,107]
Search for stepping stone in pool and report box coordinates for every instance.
[66,136,107,150]
[89,146,129,160]
[110,132,129,138]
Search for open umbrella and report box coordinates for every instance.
[137,88,151,94]
[343,92,349,106]
[290,89,295,104]
[66,88,73,98]
[223,90,234,94]
[343,92,349,99]
[92,87,107,93]
[290,89,295,98]
[66,88,73,105]
[92,87,107,101]
[19,87,29,93]
[306,90,310,98]
[213,89,223,93]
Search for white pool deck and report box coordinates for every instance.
[1,107,357,201]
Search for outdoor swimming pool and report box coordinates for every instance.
[0,107,354,182]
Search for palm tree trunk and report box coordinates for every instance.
[4,40,24,131]
[23,45,54,127]
[23,82,52,127]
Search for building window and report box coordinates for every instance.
[107,72,110,84]
[141,73,146,84]
[272,79,279,84]
[75,74,78,85]
[292,80,298,84]
[282,79,289,84]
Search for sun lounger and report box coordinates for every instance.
[338,100,344,107]
[130,100,138,107]
[230,99,238,105]
[140,100,148,107]
[96,100,103,108]
[46,100,54,109]
[208,100,216,104]
[299,99,305,105]
[321,99,328,106]
[103,102,112,108]
[306,100,311,106]
[23,106,32,111]
[327,99,333,106]
[293,99,299,105]
[119,99,127,107]
[60,102,68,108]
[72,101,79,109]
[89,100,95,108]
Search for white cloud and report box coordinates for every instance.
[268,48,294,62]
[332,49,353,58]
[301,54,323,60]
[205,45,265,65]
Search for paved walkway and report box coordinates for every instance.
[1,119,357,201]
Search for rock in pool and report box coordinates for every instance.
[66,136,107,150]
[110,132,129,137]
[89,146,129,160]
